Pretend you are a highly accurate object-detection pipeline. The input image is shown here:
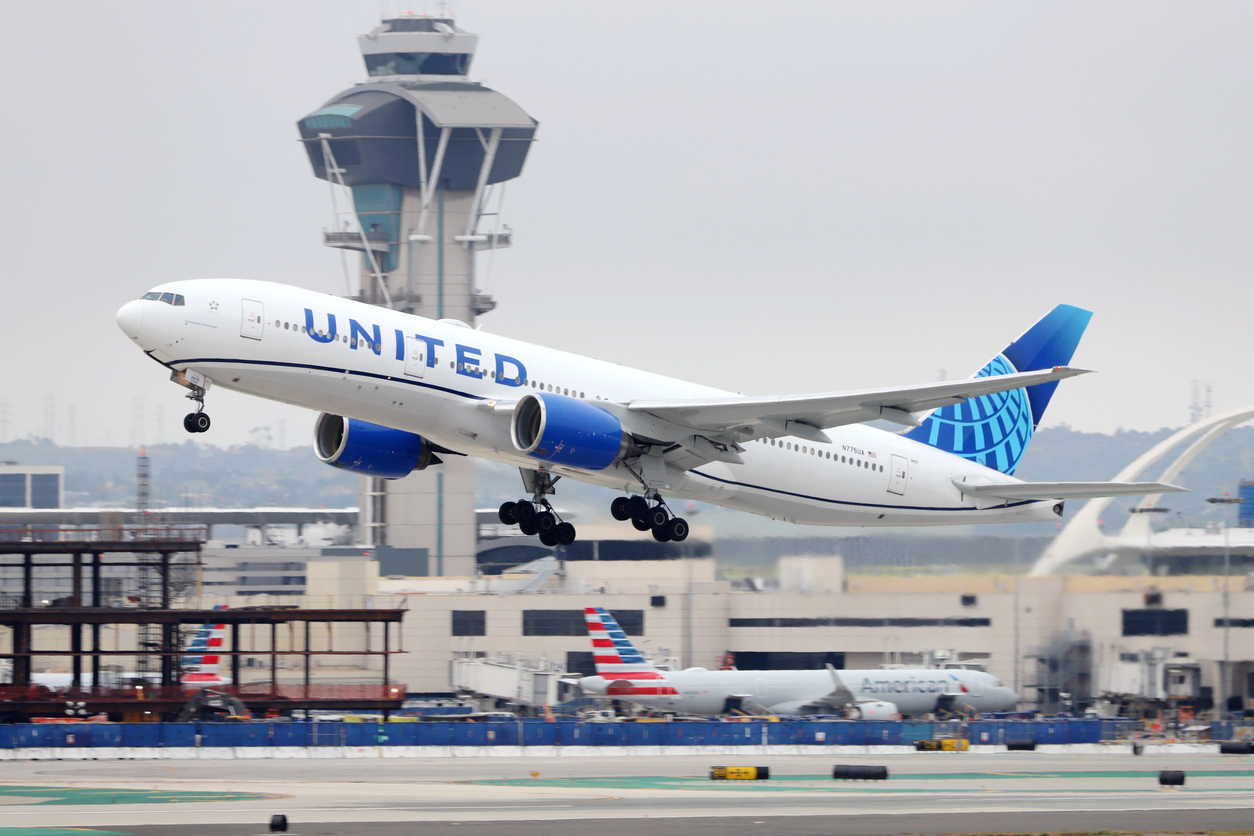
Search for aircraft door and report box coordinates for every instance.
[403,337,426,378]
[240,299,264,340]
[888,454,908,496]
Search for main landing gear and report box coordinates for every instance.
[497,470,576,548]
[182,389,211,434]
[610,494,689,543]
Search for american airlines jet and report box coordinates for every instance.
[578,608,1016,717]
[116,280,1179,545]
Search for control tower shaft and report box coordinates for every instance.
[297,15,538,572]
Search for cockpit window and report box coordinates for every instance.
[140,292,185,306]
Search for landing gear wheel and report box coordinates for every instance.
[665,517,689,542]
[518,518,539,537]
[190,413,211,433]
[646,506,669,530]
[631,515,651,532]
[538,530,558,547]
[610,497,632,521]
[555,522,576,546]
[534,511,557,534]
[498,502,518,525]
[514,502,536,522]
[628,495,649,518]
[183,414,198,434]
[652,525,672,543]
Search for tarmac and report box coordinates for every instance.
[2,750,1254,835]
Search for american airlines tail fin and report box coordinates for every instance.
[584,607,676,696]
[182,604,231,686]
[904,304,1092,475]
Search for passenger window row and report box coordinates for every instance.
[275,320,378,350]
[756,437,884,472]
[271,325,610,400]
[273,326,602,398]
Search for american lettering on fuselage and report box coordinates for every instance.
[116,279,1184,547]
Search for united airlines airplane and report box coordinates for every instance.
[578,607,1016,717]
[116,280,1180,545]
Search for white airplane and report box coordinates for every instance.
[577,607,1016,717]
[116,279,1180,545]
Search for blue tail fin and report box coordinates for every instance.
[903,304,1092,475]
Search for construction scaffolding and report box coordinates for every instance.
[0,528,407,720]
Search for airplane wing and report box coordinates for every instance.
[794,664,858,713]
[953,480,1188,501]
[626,366,1088,444]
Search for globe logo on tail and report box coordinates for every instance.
[906,354,1034,475]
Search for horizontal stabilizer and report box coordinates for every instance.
[953,480,1188,501]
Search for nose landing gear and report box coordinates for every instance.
[182,386,211,434]
[183,411,211,434]
[611,494,689,543]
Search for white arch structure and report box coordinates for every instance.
[1030,406,1254,576]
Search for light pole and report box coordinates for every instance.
[1207,495,1244,718]
[1130,506,1171,575]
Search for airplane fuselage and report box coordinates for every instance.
[579,667,1016,716]
[118,279,1061,527]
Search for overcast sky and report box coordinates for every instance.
[1,1,1251,450]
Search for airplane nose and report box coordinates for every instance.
[116,300,144,340]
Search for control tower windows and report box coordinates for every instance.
[364,52,471,77]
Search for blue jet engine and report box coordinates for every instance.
[510,393,635,471]
[314,413,438,478]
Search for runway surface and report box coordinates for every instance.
[2,751,1253,835]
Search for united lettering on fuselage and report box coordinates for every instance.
[301,307,528,388]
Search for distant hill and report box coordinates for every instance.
[0,438,358,509]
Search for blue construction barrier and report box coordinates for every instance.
[270,724,310,747]
[120,724,161,748]
[969,721,1003,745]
[308,722,345,746]
[161,724,196,747]
[899,722,934,744]
[0,718,1169,749]
[1066,720,1102,744]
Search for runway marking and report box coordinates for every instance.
[465,772,1254,794]
[0,787,270,806]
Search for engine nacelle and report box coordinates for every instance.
[850,701,899,720]
[510,392,634,470]
[314,413,436,478]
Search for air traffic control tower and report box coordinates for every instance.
[297,15,537,573]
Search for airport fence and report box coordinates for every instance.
[0,718,1205,749]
